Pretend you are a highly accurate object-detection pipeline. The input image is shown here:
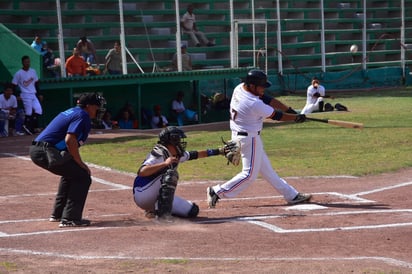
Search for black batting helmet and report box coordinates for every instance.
[158,126,187,155]
[245,70,272,88]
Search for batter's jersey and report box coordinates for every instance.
[12,68,39,95]
[229,83,273,133]
[34,106,91,150]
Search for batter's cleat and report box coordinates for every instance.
[59,219,91,228]
[288,193,312,205]
[207,187,220,208]
[49,215,61,222]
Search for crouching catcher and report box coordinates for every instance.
[133,126,239,220]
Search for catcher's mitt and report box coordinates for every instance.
[220,138,241,166]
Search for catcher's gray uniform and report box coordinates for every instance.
[133,144,196,217]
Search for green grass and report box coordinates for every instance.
[81,88,412,180]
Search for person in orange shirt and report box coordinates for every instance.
[65,48,87,77]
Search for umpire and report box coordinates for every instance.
[29,93,106,228]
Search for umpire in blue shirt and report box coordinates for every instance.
[30,93,106,228]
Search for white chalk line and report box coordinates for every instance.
[0,247,411,269]
[354,181,412,196]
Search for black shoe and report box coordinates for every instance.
[207,42,215,47]
[196,43,201,47]
[59,219,91,228]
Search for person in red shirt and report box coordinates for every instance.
[65,48,87,77]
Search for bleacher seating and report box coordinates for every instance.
[1,0,412,76]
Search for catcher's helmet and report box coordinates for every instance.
[245,70,272,88]
[158,126,187,154]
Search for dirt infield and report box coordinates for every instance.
[1,126,412,273]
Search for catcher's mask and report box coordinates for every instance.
[158,126,187,156]
[245,70,272,88]
[77,92,106,121]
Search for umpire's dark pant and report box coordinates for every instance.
[29,143,92,221]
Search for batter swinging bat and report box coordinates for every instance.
[306,117,364,129]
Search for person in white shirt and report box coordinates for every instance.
[12,56,42,135]
[301,78,333,114]
[206,70,311,209]
[181,4,214,47]
[0,83,24,137]
[151,105,169,129]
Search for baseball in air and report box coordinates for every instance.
[350,44,358,53]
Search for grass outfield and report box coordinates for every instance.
[81,88,412,180]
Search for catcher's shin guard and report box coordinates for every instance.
[156,169,179,218]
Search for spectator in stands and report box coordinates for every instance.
[151,105,169,129]
[31,35,54,67]
[76,36,97,64]
[172,44,192,71]
[12,55,43,135]
[181,4,215,47]
[171,91,198,126]
[65,48,88,77]
[104,41,122,75]
[31,35,56,77]
[0,83,24,136]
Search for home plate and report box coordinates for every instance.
[286,204,327,211]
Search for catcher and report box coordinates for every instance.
[133,126,240,220]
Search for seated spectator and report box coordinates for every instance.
[116,103,138,129]
[117,110,134,129]
[76,36,97,64]
[171,91,198,126]
[172,44,192,71]
[0,83,25,136]
[104,41,122,75]
[181,4,215,47]
[151,105,169,129]
[65,48,87,77]
[101,110,118,129]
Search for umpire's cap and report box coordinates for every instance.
[245,70,272,88]
[77,93,105,107]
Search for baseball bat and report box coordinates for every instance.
[306,117,363,129]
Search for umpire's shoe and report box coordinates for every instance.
[288,193,312,205]
[207,187,220,208]
[59,219,91,228]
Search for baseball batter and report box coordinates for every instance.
[207,70,312,208]
[133,126,237,220]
